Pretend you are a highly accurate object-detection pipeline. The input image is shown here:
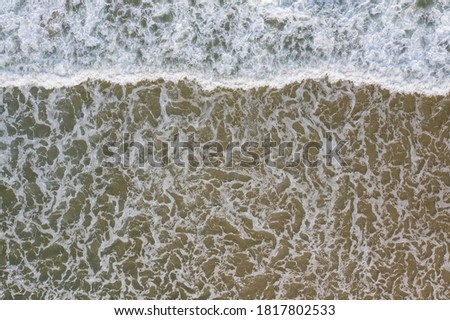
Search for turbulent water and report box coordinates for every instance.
[1,0,449,299]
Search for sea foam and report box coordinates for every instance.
[0,0,449,94]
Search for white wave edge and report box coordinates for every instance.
[1,68,449,96]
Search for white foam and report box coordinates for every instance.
[0,0,449,95]
[1,66,449,95]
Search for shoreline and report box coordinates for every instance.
[1,69,450,97]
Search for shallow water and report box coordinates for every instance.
[1,78,449,299]
[1,0,450,300]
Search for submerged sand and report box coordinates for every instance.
[0,78,449,299]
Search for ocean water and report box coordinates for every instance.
[0,0,449,299]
